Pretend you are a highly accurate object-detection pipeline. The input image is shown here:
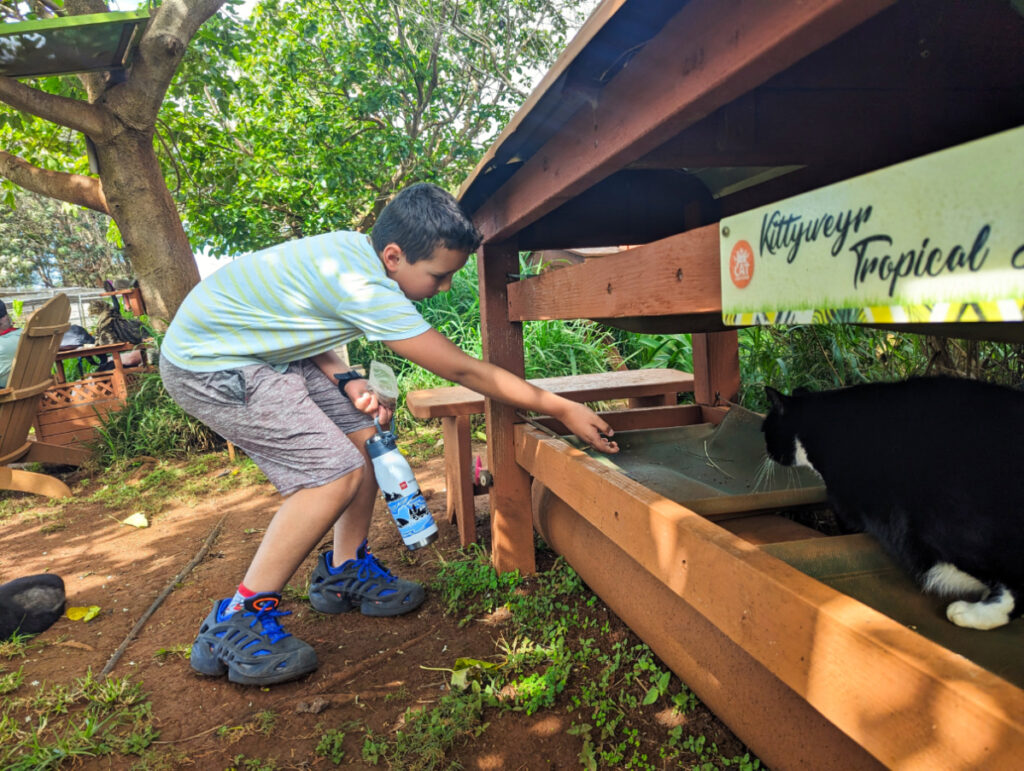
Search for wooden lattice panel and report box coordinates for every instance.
[35,373,126,447]
[40,376,118,408]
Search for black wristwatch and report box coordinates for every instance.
[336,371,365,400]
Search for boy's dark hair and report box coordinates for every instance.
[371,183,482,263]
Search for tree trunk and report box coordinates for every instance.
[93,129,200,327]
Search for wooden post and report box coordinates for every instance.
[110,343,128,400]
[478,240,536,574]
[691,331,740,406]
[442,414,476,545]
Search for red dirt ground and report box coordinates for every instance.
[0,449,748,769]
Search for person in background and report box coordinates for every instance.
[0,299,22,389]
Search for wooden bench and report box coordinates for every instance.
[406,368,695,545]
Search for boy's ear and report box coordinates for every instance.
[380,243,405,272]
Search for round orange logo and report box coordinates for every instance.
[729,240,754,289]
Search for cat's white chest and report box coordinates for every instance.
[792,437,818,475]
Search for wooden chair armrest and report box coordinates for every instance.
[0,380,54,403]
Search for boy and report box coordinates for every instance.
[160,183,618,686]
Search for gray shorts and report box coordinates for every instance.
[160,357,372,496]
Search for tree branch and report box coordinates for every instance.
[0,150,109,214]
[0,78,110,137]
[116,0,227,124]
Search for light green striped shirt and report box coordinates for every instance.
[162,231,431,372]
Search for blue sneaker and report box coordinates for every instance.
[190,592,318,686]
[308,542,425,617]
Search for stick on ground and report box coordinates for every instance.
[100,515,227,676]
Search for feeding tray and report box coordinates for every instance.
[576,405,826,516]
[0,10,148,78]
[763,534,1024,688]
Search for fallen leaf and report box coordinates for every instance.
[66,606,101,622]
[55,640,95,651]
[121,513,149,528]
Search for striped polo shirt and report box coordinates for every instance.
[161,231,431,372]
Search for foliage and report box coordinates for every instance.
[0,189,130,287]
[432,543,524,625]
[162,0,590,254]
[617,332,694,373]
[0,47,91,203]
[0,671,158,769]
[736,324,1024,412]
[344,547,759,770]
[92,372,223,466]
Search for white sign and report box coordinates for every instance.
[720,126,1024,325]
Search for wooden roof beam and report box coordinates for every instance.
[471,0,895,243]
[507,223,720,322]
[632,85,1024,172]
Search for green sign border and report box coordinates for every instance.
[0,10,149,78]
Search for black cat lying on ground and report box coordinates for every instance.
[762,376,1024,630]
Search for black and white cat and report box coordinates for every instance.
[762,376,1024,630]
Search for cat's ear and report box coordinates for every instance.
[764,386,787,413]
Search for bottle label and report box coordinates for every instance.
[385,491,436,538]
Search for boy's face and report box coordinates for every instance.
[381,243,470,301]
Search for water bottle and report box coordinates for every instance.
[366,420,438,550]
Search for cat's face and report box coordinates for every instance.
[762,387,800,467]
[88,300,112,317]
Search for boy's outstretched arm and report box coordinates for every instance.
[387,329,619,454]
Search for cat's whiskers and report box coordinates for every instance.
[752,453,777,492]
[786,464,799,490]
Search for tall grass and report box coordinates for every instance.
[737,325,1023,412]
[93,372,222,466]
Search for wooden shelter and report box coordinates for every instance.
[457,1,1024,767]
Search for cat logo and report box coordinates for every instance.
[729,240,754,289]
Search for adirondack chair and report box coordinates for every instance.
[0,294,89,498]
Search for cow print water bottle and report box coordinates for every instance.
[366,420,438,550]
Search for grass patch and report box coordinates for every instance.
[337,545,759,770]
[80,453,265,517]
[92,372,223,466]
[153,644,191,662]
[0,494,46,523]
[0,671,158,769]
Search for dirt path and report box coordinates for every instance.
[0,451,748,769]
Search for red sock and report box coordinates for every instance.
[226,583,255,616]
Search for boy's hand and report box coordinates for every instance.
[344,379,393,426]
[559,401,618,454]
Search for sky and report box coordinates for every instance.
[195,251,235,279]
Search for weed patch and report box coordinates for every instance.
[0,671,158,769]
[341,546,762,770]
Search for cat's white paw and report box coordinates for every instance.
[946,599,1011,630]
